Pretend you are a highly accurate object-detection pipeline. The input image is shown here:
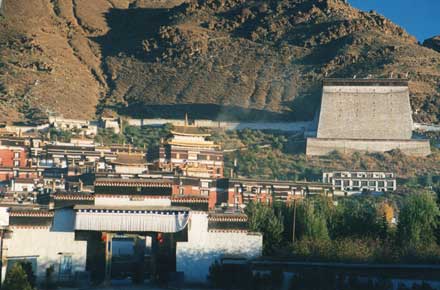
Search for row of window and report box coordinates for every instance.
[331,172,393,179]
[173,153,222,161]
[334,179,395,188]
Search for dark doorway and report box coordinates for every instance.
[111,235,151,283]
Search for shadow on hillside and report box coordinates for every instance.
[92,6,320,121]
[92,7,172,61]
[113,103,292,121]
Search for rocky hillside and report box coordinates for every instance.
[424,36,440,53]
[0,0,439,123]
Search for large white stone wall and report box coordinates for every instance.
[317,85,413,140]
[176,213,262,283]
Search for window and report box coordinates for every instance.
[378,181,385,187]
[14,160,20,167]
[14,152,20,159]
[361,181,368,186]
[353,180,360,187]
[59,254,73,281]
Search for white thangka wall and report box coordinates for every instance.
[176,212,263,283]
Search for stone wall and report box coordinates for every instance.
[317,85,413,140]
[176,212,262,283]
[306,138,431,156]
[126,118,313,132]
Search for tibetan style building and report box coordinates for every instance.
[216,178,332,206]
[108,152,148,175]
[152,126,224,178]
[0,176,262,286]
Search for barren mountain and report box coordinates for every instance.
[0,0,439,123]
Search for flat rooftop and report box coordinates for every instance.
[323,78,409,87]
[74,204,190,212]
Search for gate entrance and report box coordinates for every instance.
[101,231,183,284]
[74,205,190,284]
[110,236,152,282]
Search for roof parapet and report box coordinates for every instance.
[323,78,409,87]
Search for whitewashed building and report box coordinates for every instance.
[49,116,98,137]
[176,212,262,282]
[0,206,87,283]
[323,171,397,195]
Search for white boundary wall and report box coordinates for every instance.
[176,212,262,283]
[126,118,313,132]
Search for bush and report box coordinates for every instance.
[291,238,396,263]
[48,128,72,142]
[2,263,34,290]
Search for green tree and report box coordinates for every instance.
[397,192,440,247]
[246,202,284,255]
[331,197,381,239]
[2,263,34,290]
[48,128,72,142]
[297,200,330,241]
